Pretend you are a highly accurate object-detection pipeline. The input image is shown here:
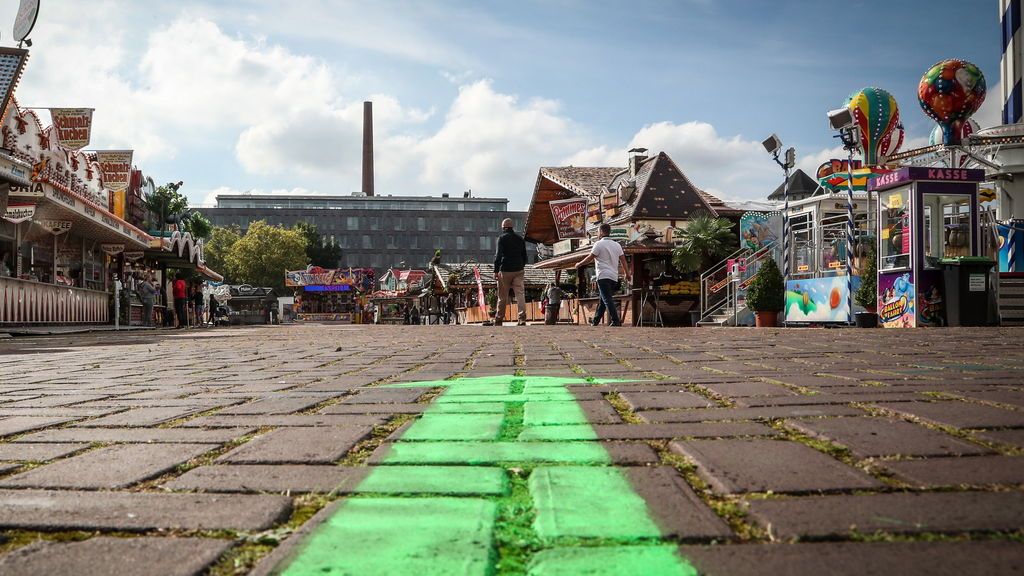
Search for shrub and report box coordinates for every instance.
[854,242,878,311]
[745,257,785,312]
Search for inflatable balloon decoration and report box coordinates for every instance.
[847,87,901,165]
[928,118,978,146]
[918,59,986,145]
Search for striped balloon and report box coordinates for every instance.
[847,87,901,166]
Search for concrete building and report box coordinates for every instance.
[197,193,530,272]
[1003,0,1023,124]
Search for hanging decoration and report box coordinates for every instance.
[917,59,987,145]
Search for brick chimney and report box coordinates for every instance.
[362,101,374,196]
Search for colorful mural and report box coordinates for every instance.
[739,212,782,252]
[784,276,861,323]
[878,271,916,328]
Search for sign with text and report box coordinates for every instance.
[42,219,72,235]
[50,108,94,150]
[2,202,34,224]
[96,150,133,219]
[549,197,587,239]
[124,251,145,261]
[100,243,125,256]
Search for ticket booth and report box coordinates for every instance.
[870,167,986,328]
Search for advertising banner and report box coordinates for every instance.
[2,202,33,224]
[784,276,862,323]
[474,266,488,319]
[50,108,94,150]
[548,198,587,240]
[739,212,782,252]
[878,271,916,328]
[100,243,125,256]
[95,150,133,219]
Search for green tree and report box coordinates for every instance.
[671,215,738,274]
[204,225,241,282]
[745,257,785,312]
[143,181,189,235]
[294,222,342,268]
[183,212,213,241]
[226,221,309,290]
[854,242,878,311]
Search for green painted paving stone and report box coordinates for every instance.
[523,401,590,426]
[434,393,573,403]
[518,424,597,441]
[528,546,696,576]
[529,467,661,540]
[354,466,506,495]
[440,383,513,395]
[380,441,612,465]
[281,497,495,576]
[428,402,507,414]
[401,413,505,441]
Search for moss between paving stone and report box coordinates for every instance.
[855,403,1019,457]
[338,413,416,466]
[604,392,645,424]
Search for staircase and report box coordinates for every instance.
[697,244,779,327]
[999,275,1024,326]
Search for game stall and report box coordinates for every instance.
[285,266,375,323]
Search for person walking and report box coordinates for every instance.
[173,273,188,328]
[138,275,158,327]
[575,223,632,326]
[192,283,206,327]
[493,217,528,326]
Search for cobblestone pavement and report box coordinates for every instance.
[0,325,1022,575]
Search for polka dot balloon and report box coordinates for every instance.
[918,59,986,145]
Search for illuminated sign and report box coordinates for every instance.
[304,285,352,292]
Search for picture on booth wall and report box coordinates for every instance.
[784,276,861,323]
[878,272,916,328]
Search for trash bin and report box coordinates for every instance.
[941,257,994,327]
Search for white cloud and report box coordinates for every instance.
[974,80,1001,130]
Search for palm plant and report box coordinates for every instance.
[671,215,737,274]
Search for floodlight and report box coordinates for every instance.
[784,147,796,169]
[827,107,855,131]
[762,134,783,155]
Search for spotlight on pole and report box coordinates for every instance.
[827,108,861,326]
[761,133,783,156]
[764,134,795,287]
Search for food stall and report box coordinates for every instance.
[285,266,374,323]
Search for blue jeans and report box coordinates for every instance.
[593,278,621,326]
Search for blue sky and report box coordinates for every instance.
[0,0,1001,210]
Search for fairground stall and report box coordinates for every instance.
[286,266,375,323]
[429,262,555,324]
[524,151,729,326]
[214,284,277,325]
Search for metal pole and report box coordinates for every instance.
[845,147,856,324]
[782,164,791,280]
[114,276,121,331]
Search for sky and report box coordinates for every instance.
[0,0,1003,211]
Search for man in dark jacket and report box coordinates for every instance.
[494,218,528,326]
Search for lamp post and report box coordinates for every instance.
[827,108,861,325]
[763,135,795,279]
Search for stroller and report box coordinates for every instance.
[213,305,231,326]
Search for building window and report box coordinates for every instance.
[441,218,451,231]
[347,216,359,229]
[417,217,426,231]
[464,219,474,232]
[370,217,381,231]
[363,235,372,249]
[480,237,492,250]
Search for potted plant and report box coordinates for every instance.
[854,242,878,328]
[745,257,784,327]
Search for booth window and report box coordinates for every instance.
[879,188,911,270]
[923,194,972,269]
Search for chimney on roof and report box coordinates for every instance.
[362,101,374,197]
[628,147,648,178]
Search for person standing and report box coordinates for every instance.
[575,223,632,326]
[543,283,566,325]
[138,275,158,327]
[192,283,206,327]
[173,273,188,328]
[493,218,528,326]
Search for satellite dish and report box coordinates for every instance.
[14,0,40,43]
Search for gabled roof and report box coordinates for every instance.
[539,167,624,199]
[768,169,820,201]
[431,263,555,290]
[606,152,718,224]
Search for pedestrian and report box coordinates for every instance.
[192,283,205,327]
[575,223,632,326]
[543,282,566,325]
[138,275,158,327]
[493,217,528,326]
[411,306,421,325]
[403,305,411,325]
[446,294,457,325]
[173,273,188,328]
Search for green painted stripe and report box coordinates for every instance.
[517,424,598,441]
[354,466,507,495]
[530,467,662,540]
[380,440,612,465]
[523,401,590,426]
[400,413,505,441]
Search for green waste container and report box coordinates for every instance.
[940,257,994,327]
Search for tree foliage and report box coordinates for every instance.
[225,221,308,290]
[745,257,785,312]
[294,222,342,268]
[671,215,737,274]
[204,225,241,283]
[184,212,213,241]
[854,241,878,310]
[143,181,189,232]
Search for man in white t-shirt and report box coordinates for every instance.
[575,223,632,326]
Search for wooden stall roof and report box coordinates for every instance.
[524,167,624,245]
[533,241,675,270]
[432,263,556,290]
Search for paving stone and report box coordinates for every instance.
[882,455,1024,487]
[0,443,213,489]
[639,405,864,423]
[578,399,625,424]
[353,466,507,495]
[670,439,882,494]
[735,393,924,407]
[700,381,800,398]
[0,489,291,531]
[0,463,18,475]
[0,416,77,437]
[747,491,1024,538]
[624,466,733,540]
[215,396,327,415]
[0,537,231,576]
[976,428,1024,448]
[178,414,386,428]
[74,407,207,427]
[401,413,504,440]
[0,442,89,461]
[529,545,694,575]
[165,464,364,493]
[955,390,1024,408]
[343,387,431,404]
[14,427,254,444]
[320,403,426,414]
[1,394,112,408]
[371,441,658,465]
[621,391,716,410]
[787,416,991,458]
[256,498,495,575]
[517,422,778,441]
[678,541,1024,576]
[219,426,372,464]
[875,401,1024,429]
